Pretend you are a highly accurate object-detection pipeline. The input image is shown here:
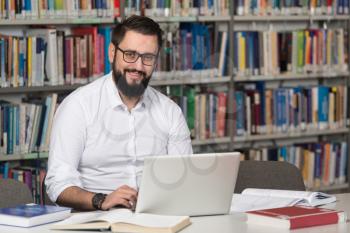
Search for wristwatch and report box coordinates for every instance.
[92,193,107,210]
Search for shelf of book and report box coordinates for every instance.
[150,16,197,23]
[233,15,349,22]
[234,72,350,82]
[234,128,349,143]
[0,137,233,161]
[198,16,231,22]
[0,76,231,94]
[146,16,230,23]
[310,15,350,21]
[192,137,231,146]
[0,152,48,162]
[0,84,83,94]
[0,18,115,26]
[309,183,349,192]
[151,76,231,86]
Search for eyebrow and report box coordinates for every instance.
[129,50,156,55]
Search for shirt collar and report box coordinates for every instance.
[106,72,152,110]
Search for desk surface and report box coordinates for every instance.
[1,193,350,233]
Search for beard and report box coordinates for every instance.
[112,63,151,98]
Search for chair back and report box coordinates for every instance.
[234,160,306,193]
[0,179,33,208]
[41,174,55,205]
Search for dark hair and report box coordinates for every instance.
[112,15,163,50]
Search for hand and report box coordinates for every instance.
[101,185,138,210]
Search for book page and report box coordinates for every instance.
[242,189,336,206]
[230,194,298,212]
[117,214,189,228]
[242,188,312,199]
[54,208,133,225]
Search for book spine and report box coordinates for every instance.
[291,212,342,229]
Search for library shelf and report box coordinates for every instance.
[0,84,84,94]
[0,152,49,162]
[234,128,349,143]
[192,137,231,146]
[0,18,115,25]
[149,15,230,23]
[0,76,231,94]
[309,183,350,192]
[233,15,349,22]
[151,76,231,86]
[234,72,350,82]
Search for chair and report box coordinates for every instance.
[41,174,55,205]
[0,179,33,208]
[234,160,306,193]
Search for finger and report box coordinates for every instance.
[119,185,138,195]
[118,192,137,205]
[119,186,138,197]
[115,198,132,209]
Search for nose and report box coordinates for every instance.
[133,56,145,71]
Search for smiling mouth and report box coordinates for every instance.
[125,70,145,81]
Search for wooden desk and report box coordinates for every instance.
[1,193,349,233]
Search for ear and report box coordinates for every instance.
[108,43,115,64]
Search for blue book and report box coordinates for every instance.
[3,162,9,178]
[235,91,245,136]
[314,143,322,182]
[0,39,5,87]
[203,26,211,69]
[0,204,71,227]
[8,106,14,155]
[318,86,329,129]
[98,27,111,74]
[279,146,287,161]
[248,32,254,74]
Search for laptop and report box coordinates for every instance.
[135,152,241,216]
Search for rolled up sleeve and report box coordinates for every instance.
[45,95,87,202]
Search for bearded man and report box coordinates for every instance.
[45,15,192,211]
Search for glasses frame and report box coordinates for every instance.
[116,46,158,66]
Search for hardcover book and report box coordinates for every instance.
[246,205,347,229]
[0,204,71,227]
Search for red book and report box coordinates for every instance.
[114,0,120,17]
[246,205,347,229]
[216,92,227,137]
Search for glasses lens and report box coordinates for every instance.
[123,51,138,62]
[142,54,156,66]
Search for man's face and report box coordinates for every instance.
[109,30,158,98]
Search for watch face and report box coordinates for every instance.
[92,193,106,210]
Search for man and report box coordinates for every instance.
[45,15,193,211]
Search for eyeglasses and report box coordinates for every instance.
[116,46,158,66]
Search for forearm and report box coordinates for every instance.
[56,186,95,211]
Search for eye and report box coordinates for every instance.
[124,51,137,59]
[143,54,156,61]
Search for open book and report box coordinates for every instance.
[230,188,336,213]
[51,208,190,233]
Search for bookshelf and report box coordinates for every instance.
[0,1,122,203]
[229,0,350,193]
[0,18,116,25]
[0,0,349,199]
[0,152,48,162]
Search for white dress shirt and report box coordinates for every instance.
[45,72,193,202]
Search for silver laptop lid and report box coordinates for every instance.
[135,152,241,216]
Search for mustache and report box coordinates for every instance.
[124,69,146,78]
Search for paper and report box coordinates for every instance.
[230,188,337,212]
[230,194,298,212]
